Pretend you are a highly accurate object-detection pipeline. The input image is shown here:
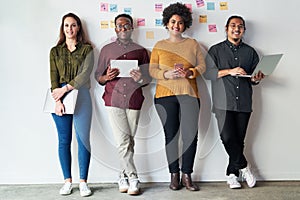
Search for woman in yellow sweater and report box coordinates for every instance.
[149,2,206,192]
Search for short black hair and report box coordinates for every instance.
[114,13,133,25]
[225,15,246,30]
[162,2,193,31]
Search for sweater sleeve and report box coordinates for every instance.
[193,41,206,76]
[149,45,167,80]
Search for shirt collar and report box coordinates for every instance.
[61,41,82,48]
[225,39,243,49]
[115,38,133,48]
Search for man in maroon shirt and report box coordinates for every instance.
[95,13,151,195]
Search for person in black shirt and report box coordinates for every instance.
[204,15,264,189]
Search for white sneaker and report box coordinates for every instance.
[241,166,256,188]
[59,182,72,195]
[227,174,241,189]
[127,178,140,195]
[79,182,92,197]
[118,177,129,193]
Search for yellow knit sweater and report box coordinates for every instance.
[149,38,206,98]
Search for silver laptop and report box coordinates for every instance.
[43,89,78,114]
[236,54,283,78]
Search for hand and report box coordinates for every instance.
[52,87,67,102]
[164,69,180,79]
[252,70,265,82]
[175,67,193,78]
[228,67,247,76]
[130,67,142,82]
[55,101,65,116]
[105,65,120,81]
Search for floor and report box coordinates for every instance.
[1,181,300,200]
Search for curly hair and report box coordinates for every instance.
[162,2,193,31]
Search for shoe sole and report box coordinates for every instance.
[246,180,256,188]
[59,189,72,195]
[80,192,92,197]
[229,185,241,189]
[119,188,128,193]
[127,189,140,195]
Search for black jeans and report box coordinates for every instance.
[215,109,251,176]
[155,95,200,174]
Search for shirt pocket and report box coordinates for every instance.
[72,54,85,67]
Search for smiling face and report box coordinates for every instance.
[167,14,185,36]
[226,17,245,44]
[63,17,80,40]
[115,16,133,43]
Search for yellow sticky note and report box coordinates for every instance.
[100,21,109,29]
[199,15,207,23]
[110,20,115,28]
[220,2,228,10]
[146,31,154,39]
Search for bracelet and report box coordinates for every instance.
[188,68,197,79]
[65,85,69,92]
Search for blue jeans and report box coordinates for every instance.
[52,87,92,180]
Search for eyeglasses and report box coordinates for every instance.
[115,23,132,31]
[229,24,245,30]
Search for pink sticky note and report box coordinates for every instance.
[208,24,217,32]
[100,3,108,12]
[137,18,145,26]
[155,3,163,12]
[185,4,192,12]
[196,0,205,7]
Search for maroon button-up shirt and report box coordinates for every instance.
[95,39,150,110]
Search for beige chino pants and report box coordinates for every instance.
[106,106,140,179]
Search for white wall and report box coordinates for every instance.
[1,0,299,184]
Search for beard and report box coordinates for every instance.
[233,38,240,42]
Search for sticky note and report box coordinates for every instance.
[208,24,217,32]
[110,20,115,28]
[137,18,145,26]
[196,0,205,7]
[100,3,109,12]
[220,2,228,10]
[155,19,163,26]
[110,4,118,12]
[207,2,215,11]
[100,21,109,29]
[124,8,132,15]
[146,31,154,39]
[185,4,192,12]
[155,3,163,12]
[199,15,207,23]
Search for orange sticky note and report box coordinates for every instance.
[146,31,154,39]
[199,15,207,23]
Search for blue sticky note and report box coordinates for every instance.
[124,8,132,15]
[155,19,163,26]
[110,4,118,12]
[207,2,215,10]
